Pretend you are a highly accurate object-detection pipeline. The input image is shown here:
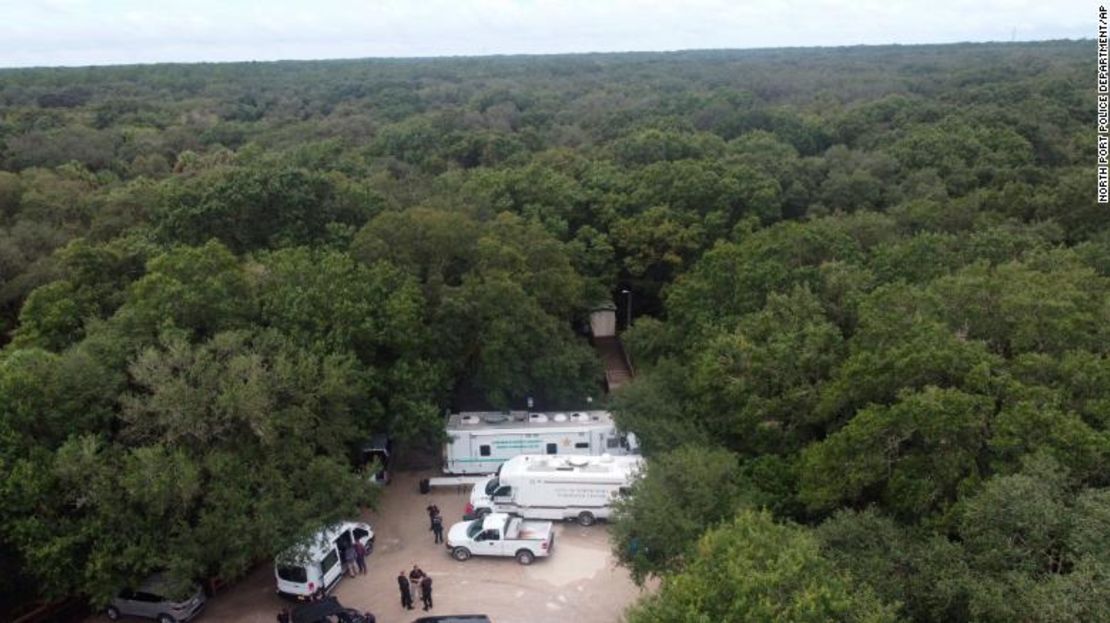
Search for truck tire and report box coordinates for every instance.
[577,511,596,527]
[106,606,121,621]
[516,549,535,565]
[419,478,431,494]
[452,547,472,561]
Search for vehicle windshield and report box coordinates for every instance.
[278,565,308,583]
[466,519,484,539]
[484,477,500,495]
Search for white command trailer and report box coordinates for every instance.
[442,410,639,475]
[467,454,644,526]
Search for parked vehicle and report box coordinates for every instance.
[411,616,492,623]
[292,596,374,623]
[358,433,393,485]
[105,573,205,623]
[275,521,375,600]
[467,454,643,525]
[443,410,639,474]
[445,512,554,565]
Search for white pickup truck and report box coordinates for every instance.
[445,513,554,565]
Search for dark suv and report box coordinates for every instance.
[292,596,375,623]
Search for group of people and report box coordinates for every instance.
[395,505,444,612]
[342,539,369,577]
[398,564,434,611]
[276,502,446,621]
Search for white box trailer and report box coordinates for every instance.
[467,454,644,525]
[442,410,639,475]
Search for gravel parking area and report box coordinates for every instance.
[90,469,645,623]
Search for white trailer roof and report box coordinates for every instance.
[499,454,643,481]
[447,410,616,431]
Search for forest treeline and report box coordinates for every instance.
[0,40,1106,621]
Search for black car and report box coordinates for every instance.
[292,597,374,623]
[411,616,492,623]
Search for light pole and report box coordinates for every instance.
[621,288,632,330]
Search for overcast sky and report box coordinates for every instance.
[0,0,1092,68]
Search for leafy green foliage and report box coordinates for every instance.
[626,510,902,623]
[0,40,1104,619]
[610,445,751,583]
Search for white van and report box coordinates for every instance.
[275,521,374,600]
[466,454,643,526]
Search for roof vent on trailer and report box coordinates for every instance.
[572,412,590,422]
[565,456,590,467]
[460,414,481,425]
[529,413,548,423]
[552,413,568,423]
[482,413,509,424]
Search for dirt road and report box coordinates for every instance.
[93,470,646,623]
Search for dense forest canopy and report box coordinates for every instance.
[0,40,1106,621]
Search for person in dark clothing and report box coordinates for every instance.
[419,575,433,611]
[431,514,444,544]
[409,564,426,585]
[276,607,291,623]
[426,504,440,530]
[397,570,414,610]
[354,540,368,575]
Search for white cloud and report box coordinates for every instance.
[0,0,1092,67]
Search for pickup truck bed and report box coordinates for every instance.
[507,518,552,540]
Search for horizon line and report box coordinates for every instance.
[0,37,1088,72]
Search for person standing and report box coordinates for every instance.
[431,514,444,544]
[343,545,358,578]
[354,539,368,575]
[397,570,414,610]
[409,564,426,586]
[419,574,433,611]
[426,504,440,530]
[276,607,291,623]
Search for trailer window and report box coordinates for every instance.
[575,442,589,449]
[606,437,620,449]
[546,443,557,454]
[479,445,491,457]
